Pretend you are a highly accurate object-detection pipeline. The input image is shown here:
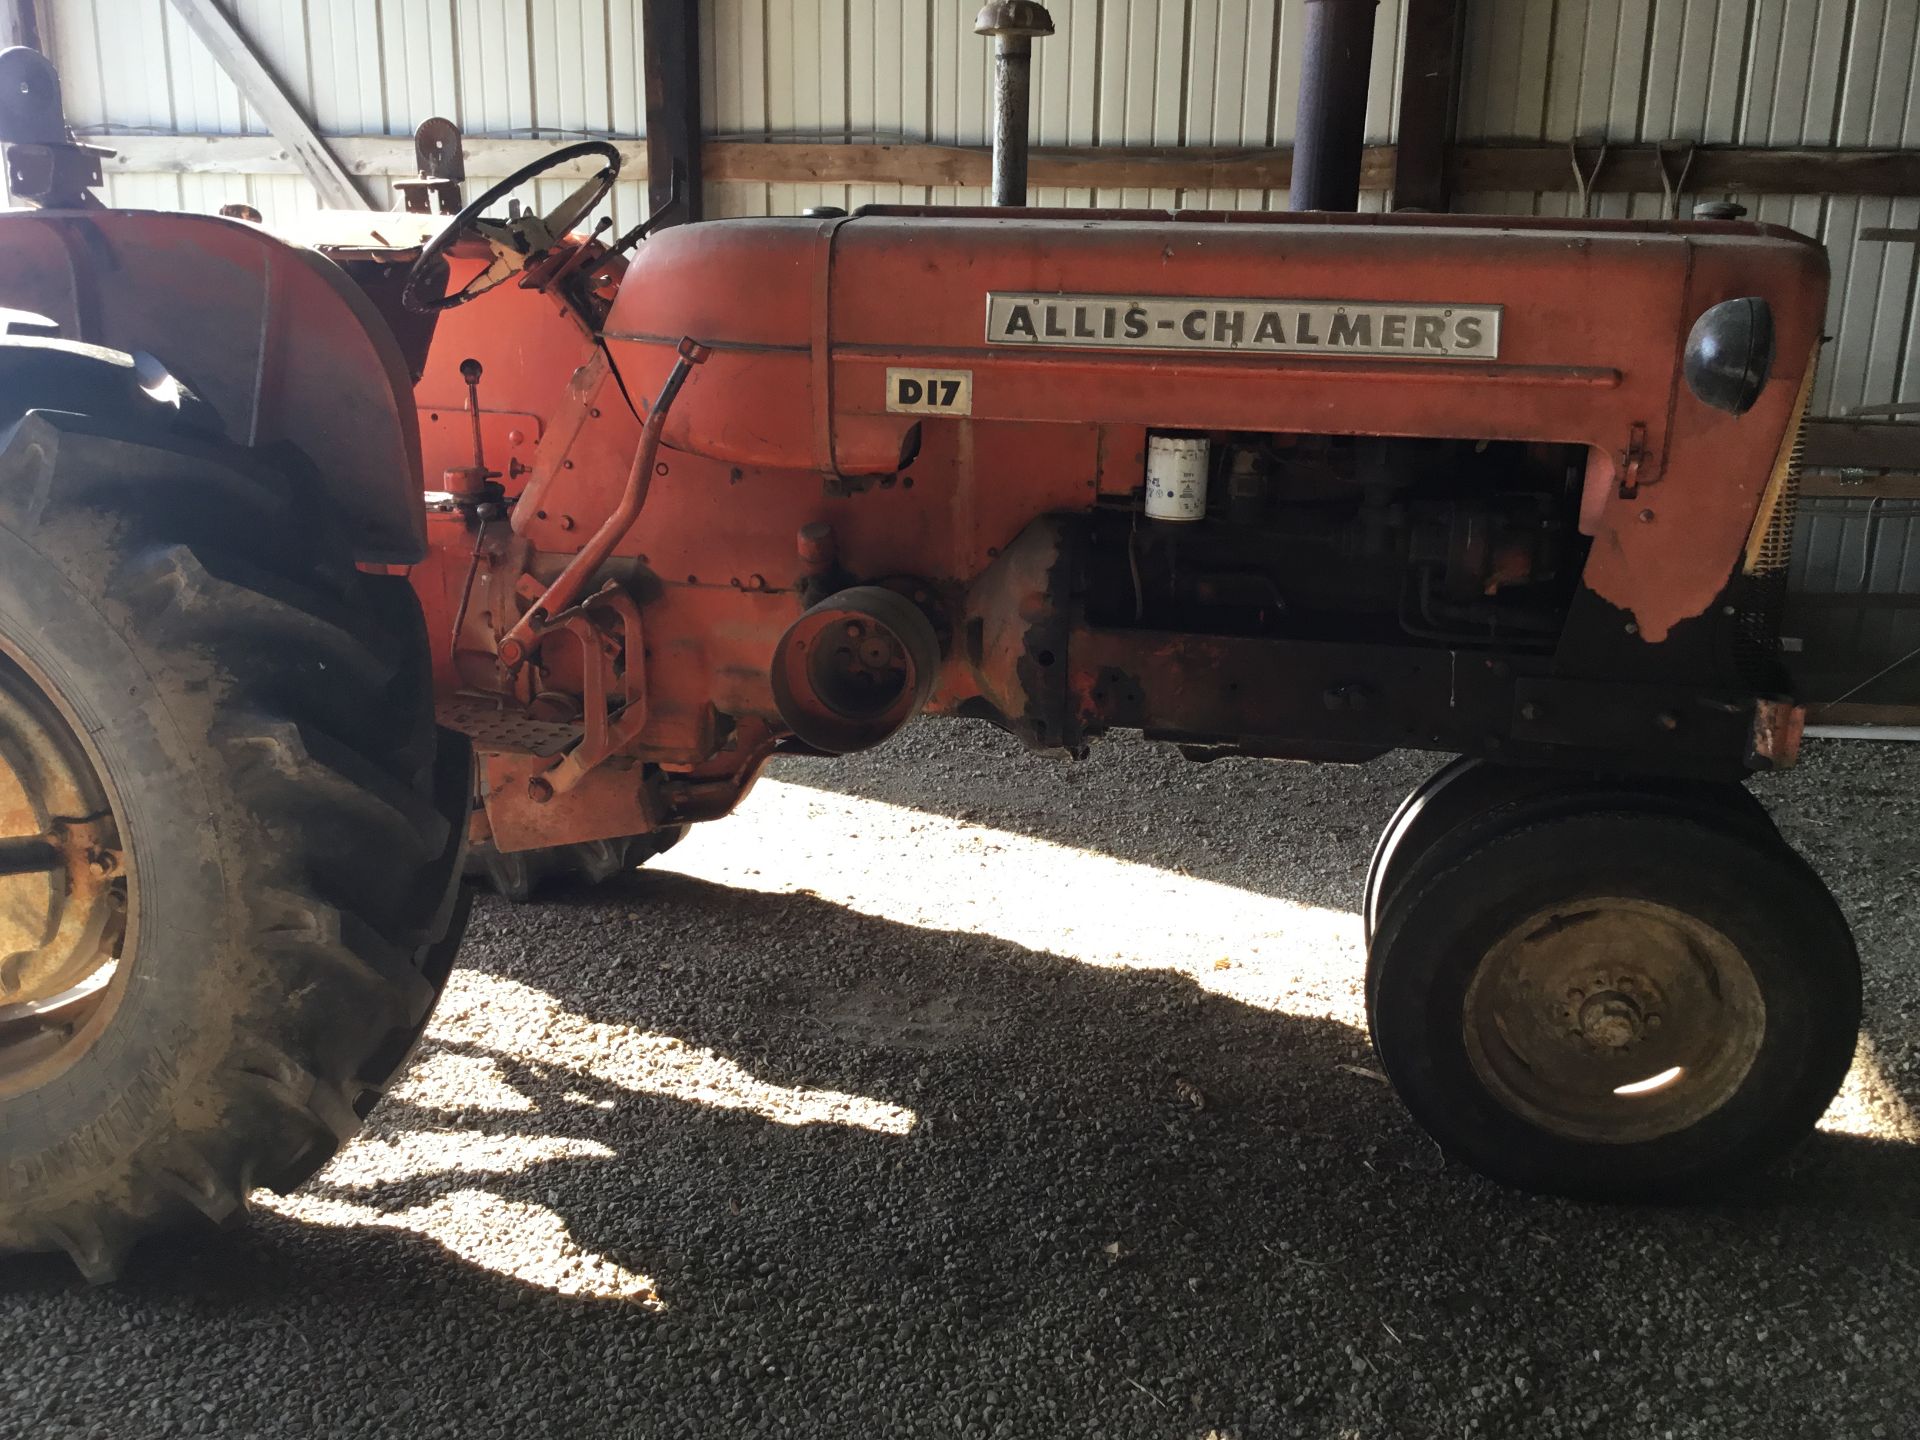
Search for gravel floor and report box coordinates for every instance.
[3,727,1918,1439]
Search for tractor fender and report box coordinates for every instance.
[0,209,425,564]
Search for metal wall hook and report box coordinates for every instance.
[1656,142,1697,219]
[1568,136,1608,218]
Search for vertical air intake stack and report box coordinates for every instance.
[1289,0,1379,212]
[975,3,1055,207]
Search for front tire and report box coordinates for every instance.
[1363,757,1776,949]
[1366,809,1860,1200]
[0,410,469,1279]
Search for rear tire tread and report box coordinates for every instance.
[0,421,470,1279]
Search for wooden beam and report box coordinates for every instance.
[725,140,1402,192]
[1802,420,1920,473]
[641,0,701,225]
[102,133,473,178]
[98,133,1397,193]
[1391,0,1460,212]
[1802,474,1920,501]
[1454,142,1920,199]
[163,0,366,210]
[93,132,1920,203]
[1805,702,1920,728]
[698,138,1920,200]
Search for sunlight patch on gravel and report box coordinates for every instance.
[253,966,916,1301]
[663,778,1912,1145]
[298,1131,615,1187]
[390,1051,535,1113]
[257,1130,659,1303]
[259,1185,663,1306]
[1819,1036,1920,1141]
[660,778,1367,1028]
[424,970,919,1134]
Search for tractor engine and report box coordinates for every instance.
[1080,431,1584,649]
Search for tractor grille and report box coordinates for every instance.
[1746,416,1805,579]
[1731,359,1815,689]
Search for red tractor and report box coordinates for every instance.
[0,41,1857,1281]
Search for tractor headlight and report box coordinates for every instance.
[1684,297,1775,415]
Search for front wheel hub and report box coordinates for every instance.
[1464,896,1765,1143]
[1575,990,1647,1049]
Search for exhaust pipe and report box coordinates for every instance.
[1289,0,1379,212]
[975,2,1054,207]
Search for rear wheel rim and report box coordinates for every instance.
[0,642,133,1092]
[1463,896,1765,1144]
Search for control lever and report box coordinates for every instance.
[443,358,503,504]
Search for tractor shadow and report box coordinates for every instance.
[767,718,1430,913]
[777,720,1920,1137]
[4,723,1916,1435]
[11,861,1910,1439]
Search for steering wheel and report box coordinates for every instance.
[402,140,622,314]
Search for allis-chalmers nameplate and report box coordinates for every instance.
[985,293,1502,360]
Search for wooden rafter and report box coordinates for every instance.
[163,0,366,210]
[1803,420,1920,474]
[1453,143,1920,199]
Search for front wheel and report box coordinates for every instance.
[1363,757,1777,949]
[1366,809,1860,1200]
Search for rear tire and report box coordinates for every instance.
[0,410,469,1280]
[1366,809,1859,1200]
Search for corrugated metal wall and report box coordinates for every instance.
[48,0,1409,230]
[1454,0,1920,423]
[701,0,1406,214]
[1788,496,1920,706]
[50,0,659,229]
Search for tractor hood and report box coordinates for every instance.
[602,206,1826,645]
[605,207,1825,486]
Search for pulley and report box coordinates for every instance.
[770,586,942,754]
